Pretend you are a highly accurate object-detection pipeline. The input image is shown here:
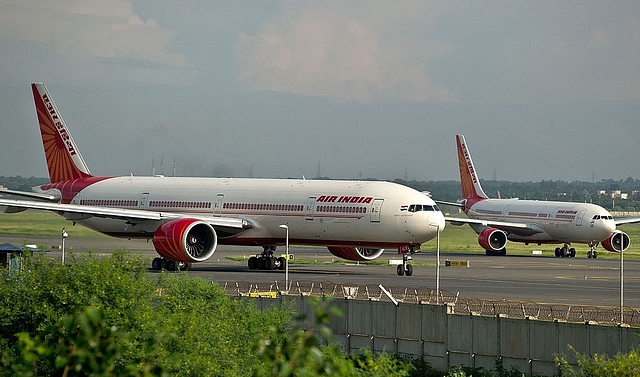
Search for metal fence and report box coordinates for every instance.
[218,280,640,327]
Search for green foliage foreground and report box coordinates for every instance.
[1,250,639,377]
[0,251,412,376]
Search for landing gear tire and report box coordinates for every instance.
[569,248,576,258]
[555,248,561,257]
[263,257,275,270]
[397,265,404,276]
[277,257,286,271]
[248,256,258,269]
[405,264,413,276]
[151,257,187,271]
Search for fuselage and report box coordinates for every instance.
[40,176,445,249]
[466,198,616,244]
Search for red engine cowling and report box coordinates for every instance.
[153,218,217,263]
[478,228,507,251]
[327,247,384,261]
[601,230,630,253]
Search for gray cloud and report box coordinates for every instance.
[1,1,639,184]
[235,3,458,103]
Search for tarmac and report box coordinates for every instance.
[1,234,638,309]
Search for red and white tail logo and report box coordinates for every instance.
[456,135,488,200]
[32,83,92,183]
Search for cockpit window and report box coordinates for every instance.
[592,214,613,220]
[407,204,439,212]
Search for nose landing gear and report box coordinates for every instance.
[586,242,598,259]
[396,245,420,276]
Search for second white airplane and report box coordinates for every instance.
[0,83,445,276]
[442,134,640,258]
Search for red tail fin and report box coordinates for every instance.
[456,135,488,200]
[32,83,93,183]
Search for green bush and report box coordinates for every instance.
[556,345,640,377]
[0,250,292,376]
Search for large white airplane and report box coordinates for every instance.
[0,83,445,276]
[441,134,640,258]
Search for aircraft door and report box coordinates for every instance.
[305,197,316,220]
[370,199,383,222]
[576,210,586,226]
[139,193,149,209]
[213,194,224,217]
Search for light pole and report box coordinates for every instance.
[279,224,289,291]
[619,233,624,324]
[61,228,68,265]
[430,223,441,304]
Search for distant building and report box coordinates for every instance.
[597,188,629,200]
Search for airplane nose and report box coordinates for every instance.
[428,213,446,233]
[605,220,616,233]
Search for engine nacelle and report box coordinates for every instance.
[327,246,384,261]
[601,230,630,253]
[478,228,507,251]
[153,218,217,263]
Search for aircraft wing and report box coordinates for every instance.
[444,216,544,236]
[0,188,59,202]
[0,198,250,231]
[614,217,640,226]
[434,200,464,208]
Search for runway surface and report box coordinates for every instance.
[2,234,638,309]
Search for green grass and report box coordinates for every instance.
[2,210,639,260]
[0,210,107,238]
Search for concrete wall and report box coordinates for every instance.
[248,295,640,375]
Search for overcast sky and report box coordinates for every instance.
[1,1,639,183]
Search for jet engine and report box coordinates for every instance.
[327,246,384,261]
[601,230,630,253]
[478,228,507,252]
[153,218,217,263]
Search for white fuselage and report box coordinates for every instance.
[63,176,445,249]
[467,198,616,244]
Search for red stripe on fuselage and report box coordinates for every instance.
[40,176,114,204]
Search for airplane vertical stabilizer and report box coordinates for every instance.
[32,83,93,183]
[456,134,488,200]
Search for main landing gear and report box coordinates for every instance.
[396,246,420,277]
[485,248,507,256]
[247,246,287,271]
[554,244,576,258]
[151,257,192,271]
